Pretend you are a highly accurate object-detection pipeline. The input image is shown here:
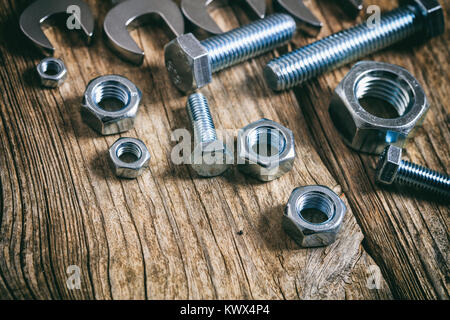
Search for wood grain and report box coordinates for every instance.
[0,0,447,300]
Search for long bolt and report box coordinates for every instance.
[264,0,445,91]
[165,13,296,93]
[376,145,450,196]
[186,93,230,177]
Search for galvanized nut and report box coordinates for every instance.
[81,75,142,135]
[237,118,295,182]
[329,61,429,154]
[108,137,150,178]
[36,57,67,88]
[283,185,347,248]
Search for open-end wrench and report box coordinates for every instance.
[341,0,364,17]
[104,0,185,65]
[181,0,266,34]
[19,0,94,55]
[274,0,322,36]
[275,0,363,36]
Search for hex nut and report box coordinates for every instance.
[164,33,211,93]
[283,185,347,248]
[36,57,67,88]
[81,75,142,135]
[375,145,403,185]
[329,61,429,154]
[109,137,150,178]
[237,119,295,182]
[401,0,445,40]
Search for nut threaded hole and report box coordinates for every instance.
[116,142,142,163]
[355,70,414,119]
[93,81,130,112]
[247,126,286,157]
[41,60,62,76]
[296,191,335,224]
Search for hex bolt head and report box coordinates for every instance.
[375,145,450,196]
[165,14,296,94]
[164,34,211,94]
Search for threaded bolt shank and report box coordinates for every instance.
[396,160,450,196]
[165,14,296,93]
[186,93,217,145]
[186,92,230,177]
[202,13,297,73]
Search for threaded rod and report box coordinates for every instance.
[265,6,421,90]
[397,160,450,196]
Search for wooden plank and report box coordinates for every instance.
[0,0,446,300]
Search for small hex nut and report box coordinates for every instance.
[401,0,445,39]
[237,119,295,182]
[329,61,429,154]
[375,145,402,185]
[36,57,67,88]
[283,185,347,248]
[164,33,211,93]
[109,137,150,179]
[81,75,142,135]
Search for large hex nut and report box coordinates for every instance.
[164,33,211,94]
[237,119,295,182]
[283,185,347,248]
[36,57,67,88]
[81,75,142,135]
[329,61,429,154]
[109,137,150,178]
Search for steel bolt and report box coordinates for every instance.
[165,13,296,93]
[264,0,445,91]
[186,92,231,177]
[376,145,450,196]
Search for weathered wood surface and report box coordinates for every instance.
[0,0,447,300]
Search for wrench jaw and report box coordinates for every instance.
[103,24,146,65]
[164,34,212,93]
[181,0,266,35]
[342,0,363,18]
[19,0,94,56]
[104,0,185,65]
[274,0,322,37]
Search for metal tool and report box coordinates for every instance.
[165,14,296,93]
[186,92,231,177]
[104,0,185,65]
[274,0,322,36]
[181,0,266,34]
[19,0,94,55]
[376,145,450,196]
[342,0,364,17]
[264,0,445,91]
